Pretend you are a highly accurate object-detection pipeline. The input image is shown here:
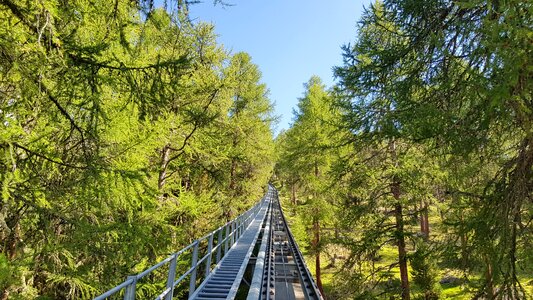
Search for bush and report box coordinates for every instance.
[411,241,441,299]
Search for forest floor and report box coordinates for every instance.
[311,246,533,299]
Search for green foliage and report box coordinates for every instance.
[0,253,14,289]
[411,241,441,300]
[0,1,275,298]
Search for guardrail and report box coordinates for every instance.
[94,199,265,300]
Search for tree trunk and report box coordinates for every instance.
[390,139,410,300]
[291,182,296,205]
[506,136,532,296]
[420,200,429,239]
[394,197,410,300]
[460,212,469,271]
[485,255,495,299]
[418,201,424,233]
[229,159,237,191]
[313,218,324,296]
[423,202,429,237]
[158,144,171,190]
[0,290,9,300]
[331,228,340,267]
[312,159,324,295]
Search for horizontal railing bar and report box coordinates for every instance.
[172,267,195,288]
[194,204,259,242]
[154,287,171,300]
[137,241,197,279]
[94,278,135,300]
[136,256,173,279]
[197,231,215,242]
[196,254,210,266]
[94,195,267,300]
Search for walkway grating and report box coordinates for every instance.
[190,193,272,300]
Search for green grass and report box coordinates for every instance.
[440,284,474,300]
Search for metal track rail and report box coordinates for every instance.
[247,187,323,300]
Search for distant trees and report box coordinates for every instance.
[0,1,274,298]
[276,76,339,294]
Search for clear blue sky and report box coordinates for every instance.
[188,1,370,134]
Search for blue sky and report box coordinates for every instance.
[188,1,370,134]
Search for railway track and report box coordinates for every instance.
[252,187,323,300]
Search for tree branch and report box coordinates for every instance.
[12,142,87,169]
[166,88,220,165]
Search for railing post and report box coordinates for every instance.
[239,217,243,237]
[216,229,223,263]
[188,241,199,299]
[230,221,235,246]
[205,233,214,277]
[164,253,178,300]
[224,224,230,254]
[238,217,241,237]
[236,219,240,241]
[239,216,243,237]
[123,276,137,300]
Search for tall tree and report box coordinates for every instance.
[334,0,532,298]
[224,52,275,208]
[276,76,338,295]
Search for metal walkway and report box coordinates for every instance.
[94,185,323,300]
[189,194,270,299]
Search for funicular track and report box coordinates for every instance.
[94,185,323,300]
[254,189,324,300]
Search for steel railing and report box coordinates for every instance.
[94,198,266,300]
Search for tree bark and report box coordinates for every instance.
[423,202,429,237]
[419,201,424,234]
[460,212,469,271]
[485,255,495,299]
[291,182,296,205]
[390,140,410,300]
[158,144,171,190]
[229,159,237,191]
[313,218,324,296]
[312,159,324,295]
[0,290,9,300]
[420,200,429,239]
[394,195,410,300]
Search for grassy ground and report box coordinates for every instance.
[303,249,480,299]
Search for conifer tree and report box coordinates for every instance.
[334,0,532,298]
[276,76,339,294]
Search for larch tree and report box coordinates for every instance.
[223,52,275,214]
[0,1,276,298]
[334,0,532,298]
[276,76,339,295]
[332,2,448,299]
